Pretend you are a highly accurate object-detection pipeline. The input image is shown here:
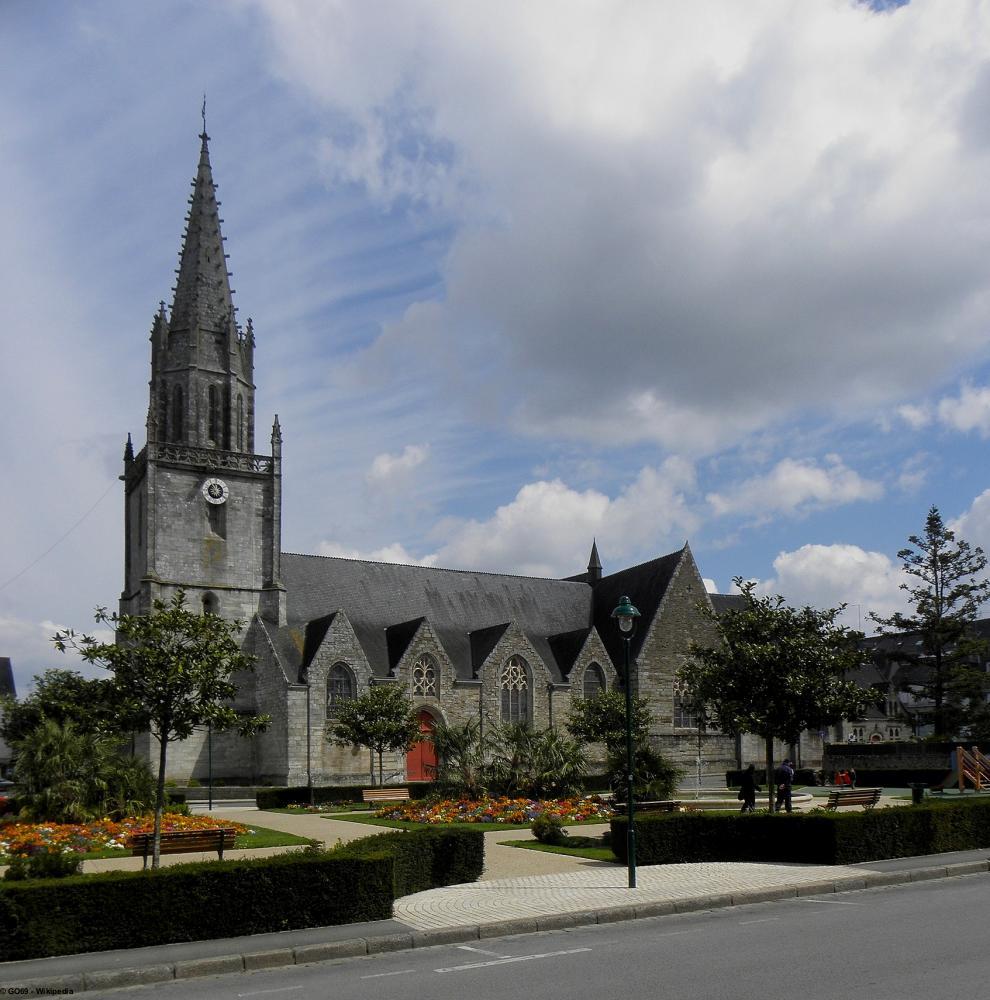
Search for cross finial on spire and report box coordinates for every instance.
[201,93,207,134]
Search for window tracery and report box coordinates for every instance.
[412,655,438,696]
[500,655,530,724]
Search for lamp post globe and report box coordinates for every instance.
[611,595,641,889]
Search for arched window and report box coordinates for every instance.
[673,675,701,730]
[201,592,219,616]
[208,386,220,444]
[327,663,355,717]
[583,663,606,700]
[412,654,438,696]
[171,385,184,442]
[237,394,244,451]
[500,655,530,724]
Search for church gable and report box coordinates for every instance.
[475,622,555,730]
[564,628,617,702]
[389,617,458,713]
[635,544,719,731]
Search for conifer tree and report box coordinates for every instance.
[870,506,990,738]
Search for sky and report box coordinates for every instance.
[3,0,990,696]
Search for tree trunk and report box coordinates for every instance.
[369,749,375,786]
[153,729,169,870]
[378,749,384,787]
[765,736,775,812]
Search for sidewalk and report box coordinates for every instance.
[4,805,988,994]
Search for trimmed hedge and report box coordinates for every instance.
[0,827,484,961]
[612,797,990,866]
[337,828,484,896]
[256,782,435,809]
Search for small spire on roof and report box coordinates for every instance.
[588,539,602,583]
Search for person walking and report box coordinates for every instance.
[739,763,759,813]
[774,758,794,813]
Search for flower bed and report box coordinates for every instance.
[374,795,614,825]
[0,814,249,859]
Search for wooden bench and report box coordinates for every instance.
[362,787,411,804]
[824,787,882,811]
[127,827,239,869]
[632,800,683,813]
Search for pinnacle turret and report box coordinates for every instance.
[587,539,602,583]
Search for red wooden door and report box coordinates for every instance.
[406,710,437,781]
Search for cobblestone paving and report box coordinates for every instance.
[394,861,865,929]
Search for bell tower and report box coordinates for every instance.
[120,124,285,627]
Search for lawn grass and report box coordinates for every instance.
[501,834,617,862]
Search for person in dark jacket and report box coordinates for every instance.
[774,759,794,813]
[739,763,759,813]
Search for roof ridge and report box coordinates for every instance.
[597,546,683,581]
[280,551,591,586]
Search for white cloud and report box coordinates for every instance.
[315,540,439,566]
[937,383,990,437]
[949,489,990,553]
[317,458,699,578]
[897,403,932,430]
[702,577,718,594]
[366,444,430,487]
[757,543,905,628]
[707,456,883,519]
[254,0,990,450]
[431,458,699,577]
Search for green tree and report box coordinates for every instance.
[565,689,652,752]
[327,684,421,786]
[430,718,487,798]
[870,506,990,738]
[53,591,268,867]
[566,690,680,800]
[0,668,127,746]
[13,717,155,823]
[683,579,875,810]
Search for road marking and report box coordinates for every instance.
[360,969,416,980]
[739,918,779,925]
[238,988,303,997]
[457,945,510,957]
[795,897,864,905]
[435,947,592,973]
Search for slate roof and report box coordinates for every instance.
[708,593,746,616]
[0,658,13,699]
[278,545,712,686]
[280,554,594,682]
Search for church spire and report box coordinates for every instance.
[169,124,236,337]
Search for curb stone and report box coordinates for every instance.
[174,955,244,979]
[5,860,988,995]
[84,964,173,991]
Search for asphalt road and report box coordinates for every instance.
[47,873,990,1000]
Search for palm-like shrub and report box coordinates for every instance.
[13,717,154,822]
[430,719,487,798]
[487,724,586,798]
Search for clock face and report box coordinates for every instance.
[202,478,229,505]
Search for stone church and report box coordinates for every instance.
[122,129,825,787]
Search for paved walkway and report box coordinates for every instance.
[5,797,986,995]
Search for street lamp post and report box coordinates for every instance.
[612,595,641,889]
